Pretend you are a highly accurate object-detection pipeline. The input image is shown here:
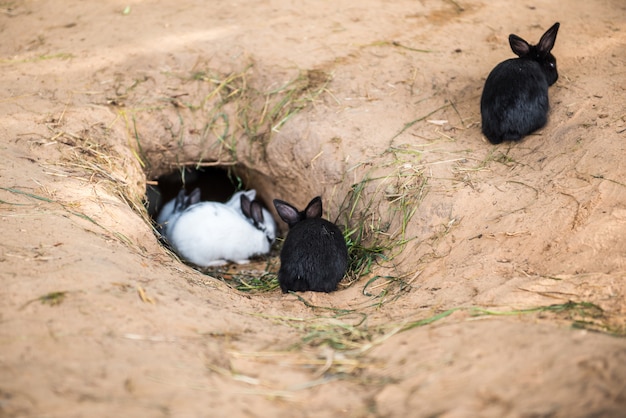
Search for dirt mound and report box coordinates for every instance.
[1,1,625,417]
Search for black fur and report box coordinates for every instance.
[273,196,348,293]
[480,22,560,144]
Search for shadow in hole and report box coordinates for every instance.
[145,166,237,219]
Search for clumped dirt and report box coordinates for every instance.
[1,1,626,417]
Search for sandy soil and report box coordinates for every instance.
[1,0,626,417]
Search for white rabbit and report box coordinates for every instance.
[157,188,255,232]
[156,188,201,233]
[165,194,275,267]
[224,189,277,242]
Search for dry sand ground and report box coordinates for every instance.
[1,1,626,417]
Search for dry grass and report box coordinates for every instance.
[23,109,150,250]
[126,64,334,171]
[197,256,281,293]
[229,299,620,387]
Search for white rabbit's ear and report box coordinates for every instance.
[226,189,256,207]
[173,189,187,211]
[240,194,253,218]
[537,22,559,55]
[250,201,265,225]
[189,188,201,205]
[509,34,530,58]
[273,199,300,226]
[304,196,323,219]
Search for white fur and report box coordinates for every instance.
[157,189,256,233]
[165,201,273,267]
[259,207,277,243]
[156,198,176,229]
[226,189,256,209]
[229,190,277,242]
[223,189,277,243]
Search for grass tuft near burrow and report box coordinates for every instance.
[335,153,428,296]
[197,256,281,293]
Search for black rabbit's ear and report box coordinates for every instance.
[304,196,323,219]
[273,199,300,225]
[509,34,530,57]
[537,22,560,55]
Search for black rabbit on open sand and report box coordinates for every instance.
[480,22,560,144]
[273,196,348,293]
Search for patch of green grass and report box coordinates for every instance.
[39,291,67,306]
[20,291,68,310]
[399,301,620,336]
[300,316,370,351]
[261,310,373,353]
[0,186,55,203]
[198,256,281,293]
[335,157,427,296]
[232,271,280,292]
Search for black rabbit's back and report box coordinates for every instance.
[481,59,550,144]
[278,218,348,293]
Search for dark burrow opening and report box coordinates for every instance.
[145,166,240,222]
[144,165,282,291]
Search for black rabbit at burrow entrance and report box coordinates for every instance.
[273,196,348,293]
[480,22,560,144]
